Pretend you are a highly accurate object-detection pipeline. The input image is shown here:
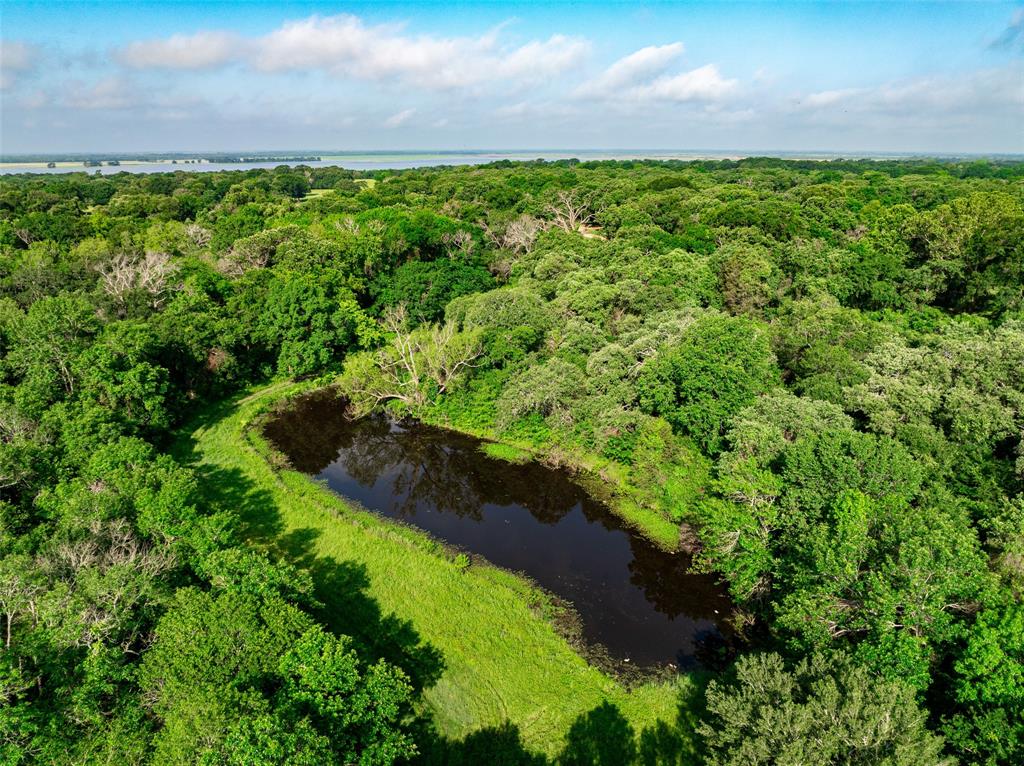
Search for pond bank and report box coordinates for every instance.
[175,381,706,757]
[262,387,733,667]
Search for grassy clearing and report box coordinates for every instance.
[176,382,703,758]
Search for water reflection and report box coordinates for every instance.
[263,388,732,667]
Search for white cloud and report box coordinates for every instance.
[576,42,684,97]
[59,76,209,116]
[63,76,139,110]
[118,31,240,70]
[803,87,865,108]
[799,67,1023,121]
[118,14,589,91]
[383,108,415,128]
[1,40,37,89]
[576,44,737,104]
[495,34,590,83]
[629,63,738,102]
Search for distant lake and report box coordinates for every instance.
[4,150,1007,176]
[0,149,844,175]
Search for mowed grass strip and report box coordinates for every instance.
[178,383,694,756]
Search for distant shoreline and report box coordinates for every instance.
[3,149,1021,165]
[2,150,1021,176]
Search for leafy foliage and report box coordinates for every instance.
[699,651,953,766]
[637,313,779,452]
[1,158,1023,764]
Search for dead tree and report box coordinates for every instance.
[97,251,179,310]
[442,229,476,260]
[184,223,211,248]
[341,306,483,415]
[545,190,595,232]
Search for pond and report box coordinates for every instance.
[263,389,733,668]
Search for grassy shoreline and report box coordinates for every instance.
[175,381,702,757]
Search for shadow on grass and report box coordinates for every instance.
[309,554,445,692]
[177,416,445,692]
[413,720,549,766]
[414,676,712,766]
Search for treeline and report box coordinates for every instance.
[0,158,1022,764]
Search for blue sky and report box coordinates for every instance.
[1,1,1021,154]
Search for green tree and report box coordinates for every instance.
[142,590,415,766]
[255,269,379,377]
[638,313,779,452]
[944,601,1024,766]
[370,259,494,325]
[699,651,953,766]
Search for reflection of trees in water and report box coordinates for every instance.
[266,390,589,523]
[339,419,585,523]
[468,450,585,525]
[575,497,732,625]
[342,419,486,519]
[263,388,354,474]
[625,537,731,624]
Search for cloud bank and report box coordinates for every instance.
[2,8,1020,154]
[117,14,590,91]
[0,40,37,89]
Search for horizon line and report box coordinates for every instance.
[3,148,1023,160]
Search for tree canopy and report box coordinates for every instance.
[1,157,1022,764]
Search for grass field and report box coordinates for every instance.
[175,382,706,759]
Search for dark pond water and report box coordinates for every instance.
[263,389,732,667]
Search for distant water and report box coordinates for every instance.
[0,150,754,175]
[4,149,1010,176]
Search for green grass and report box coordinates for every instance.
[301,188,333,200]
[479,441,533,464]
[176,382,704,758]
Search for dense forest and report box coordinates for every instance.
[1,157,1022,765]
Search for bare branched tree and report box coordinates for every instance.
[545,190,595,232]
[333,217,385,237]
[218,241,270,277]
[184,223,211,248]
[341,305,483,415]
[336,217,359,235]
[0,410,35,446]
[481,214,546,255]
[504,215,546,253]
[97,252,179,309]
[442,229,476,260]
[421,320,485,395]
[0,564,43,650]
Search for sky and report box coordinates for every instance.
[0,0,1021,155]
